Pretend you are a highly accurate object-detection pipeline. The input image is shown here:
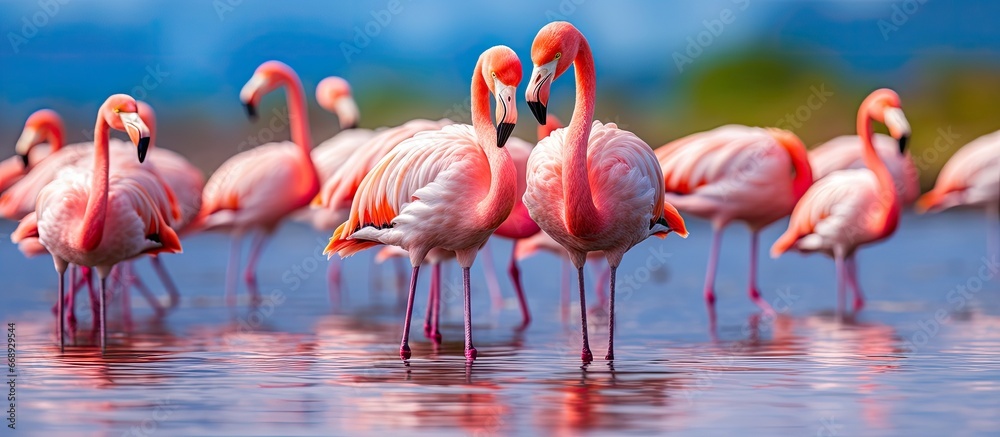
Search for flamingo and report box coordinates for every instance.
[11,94,182,350]
[771,88,912,313]
[325,45,523,362]
[916,131,1000,258]
[656,125,812,313]
[522,22,688,362]
[1,109,64,192]
[810,133,919,204]
[198,61,320,305]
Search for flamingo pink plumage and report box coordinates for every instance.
[656,125,812,313]
[326,45,523,362]
[810,133,919,205]
[0,110,64,193]
[771,88,912,313]
[916,130,1000,258]
[12,94,182,351]
[198,61,320,305]
[522,22,688,362]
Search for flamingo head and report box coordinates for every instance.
[102,94,151,163]
[863,88,910,154]
[15,109,64,168]
[240,60,298,122]
[481,45,522,148]
[316,76,359,130]
[526,21,584,124]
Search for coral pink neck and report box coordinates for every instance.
[563,37,600,236]
[858,107,899,237]
[471,55,516,229]
[81,115,110,251]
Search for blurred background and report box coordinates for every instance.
[1,0,997,188]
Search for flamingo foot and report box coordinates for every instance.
[400,344,411,361]
[430,329,442,344]
[605,351,614,361]
[749,287,776,316]
[581,348,594,363]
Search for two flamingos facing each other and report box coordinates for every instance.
[772,88,912,313]
[326,45,523,362]
[522,22,688,363]
[12,94,183,351]
[656,126,812,317]
[198,61,320,305]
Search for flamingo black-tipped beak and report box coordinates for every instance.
[137,136,150,163]
[497,122,515,148]
[244,102,258,121]
[897,134,909,154]
[527,101,547,125]
[18,153,29,168]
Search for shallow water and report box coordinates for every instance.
[2,210,999,436]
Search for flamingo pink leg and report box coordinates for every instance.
[480,241,504,310]
[576,266,594,363]
[507,240,531,328]
[57,269,65,350]
[400,266,420,360]
[748,231,775,314]
[462,266,477,361]
[98,275,108,353]
[834,250,847,317]
[150,256,180,309]
[704,227,723,306]
[846,254,865,312]
[120,266,133,331]
[605,266,617,361]
[243,232,267,304]
[327,260,342,305]
[424,263,442,342]
[129,267,167,318]
[67,267,79,329]
[84,267,99,324]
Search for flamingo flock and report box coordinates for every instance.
[4,22,998,363]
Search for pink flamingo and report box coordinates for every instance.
[1,110,64,192]
[326,45,523,362]
[916,131,1000,258]
[656,125,813,313]
[522,22,688,362]
[198,61,320,305]
[12,94,182,350]
[810,133,919,204]
[771,88,911,313]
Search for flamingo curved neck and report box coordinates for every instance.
[471,57,515,229]
[47,121,65,153]
[563,37,601,236]
[857,112,899,237]
[273,71,313,158]
[81,117,111,251]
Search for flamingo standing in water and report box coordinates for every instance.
[810,133,919,205]
[198,61,320,305]
[916,131,1000,258]
[522,22,688,362]
[772,89,912,313]
[326,45,523,362]
[656,126,812,314]
[12,94,182,350]
[0,110,64,192]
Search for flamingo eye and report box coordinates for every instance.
[491,71,497,79]
[554,52,561,60]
